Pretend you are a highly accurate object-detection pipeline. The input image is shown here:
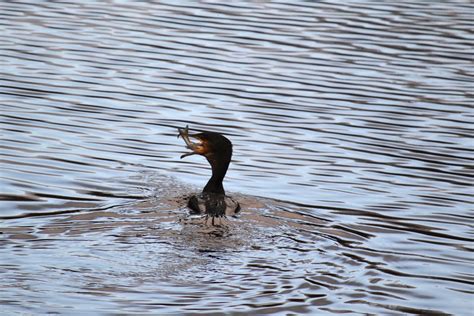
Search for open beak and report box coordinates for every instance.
[177,125,204,159]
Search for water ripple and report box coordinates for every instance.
[1,0,473,315]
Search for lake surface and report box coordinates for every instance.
[1,1,473,315]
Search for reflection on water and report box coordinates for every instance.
[1,1,473,315]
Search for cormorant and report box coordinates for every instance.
[178,125,240,224]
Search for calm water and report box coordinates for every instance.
[1,1,473,315]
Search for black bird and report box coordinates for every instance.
[178,126,240,223]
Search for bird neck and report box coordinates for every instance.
[203,155,230,195]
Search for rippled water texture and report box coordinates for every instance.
[1,1,473,315]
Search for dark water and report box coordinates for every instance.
[1,1,473,315]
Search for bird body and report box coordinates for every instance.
[188,193,240,217]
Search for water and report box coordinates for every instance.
[1,1,473,315]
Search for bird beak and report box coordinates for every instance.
[177,125,204,159]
